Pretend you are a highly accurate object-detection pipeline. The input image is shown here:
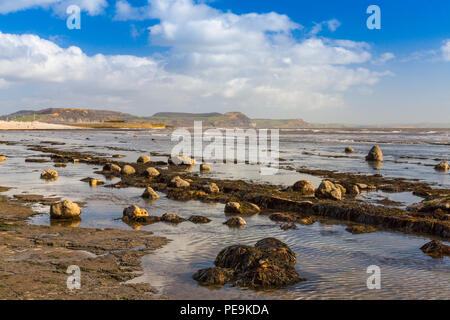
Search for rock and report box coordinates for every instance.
[336,184,346,195]
[366,145,383,162]
[407,197,450,213]
[137,155,151,164]
[54,163,66,168]
[161,212,186,224]
[50,200,81,219]
[112,154,125,158]
[435,161,449,172]
[356,183,368,190]
[103,163,121,173]
[168,176,190,188]
[348,185,360,196]
[345,147,355,153]
[420,240,450,258]
[89,179,104,187]
[193,238,305,289]
[202,183,220,194]
[345,225,376,234]
[40,169,58,180]
[224,216,247,227]
[192,267,234,286]
[200,164,211,172]
[141,187,159,200]
[144,167,160,178]
[188,215,212,224]
[168,155,196,166]
[224,202,241,214]
[122,165,136,175]
[123,205,149,220]
[270,213,296,223]
[292,180,315,196]
[280,223,297,230]
[0,155,6,162]
[315,180,342,201]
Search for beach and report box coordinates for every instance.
[0,121,82,130]
[0,128,448,299]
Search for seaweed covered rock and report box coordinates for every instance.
[50,200,81,219]
[142,186,160,200]
[202,182,220,194]
[224,202,241,214]
[194,238,305,289]
[345,225,376,234]
[420,240,450,258]
[188,215,212,224]
[270,213,296,223]
[434,161,449,172]
[366,145,383,162]
[315,180,342,201]
[224,202,261,215]
[292,180,315,196]
[123,205,149,220]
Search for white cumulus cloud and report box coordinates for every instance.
[0,0,108,15]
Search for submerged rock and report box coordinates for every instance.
[224,216,247,227]
[420,240,450,258]
[141,187,159,200]
[270,213,296,223]
[193,238,305,289]
[280,223,297,230]
[144,167,160,178]
[345,225,376,234]
[50,200,81,219]
[292,180,315,196]
[122,165,136,175]
[435,161,449,172]
[366,145,383,162]
[188,215,212,224]
[315,180,342,201]
[137,155,151,164]
[40,169,58,181]
[161,212,186,224]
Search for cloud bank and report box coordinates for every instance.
[0,0,390,117]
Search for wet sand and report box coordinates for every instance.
[0,121,82,130]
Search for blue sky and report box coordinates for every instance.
[0,0,449,124]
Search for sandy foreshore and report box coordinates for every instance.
[0,121,82,130]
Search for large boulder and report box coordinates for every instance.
[144,167,160,178]
[141,187,160,200]
[137,155,151,164]
[50,200,81,219]
[292,180,315,196]
[194,238,305,289]
[366,145,383,162]
[315,180,342,200]
[40,169,58,180]
[122,165,136,175]
[168,155,196,166]
[435,161,449,172]
[168,176,190,188]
